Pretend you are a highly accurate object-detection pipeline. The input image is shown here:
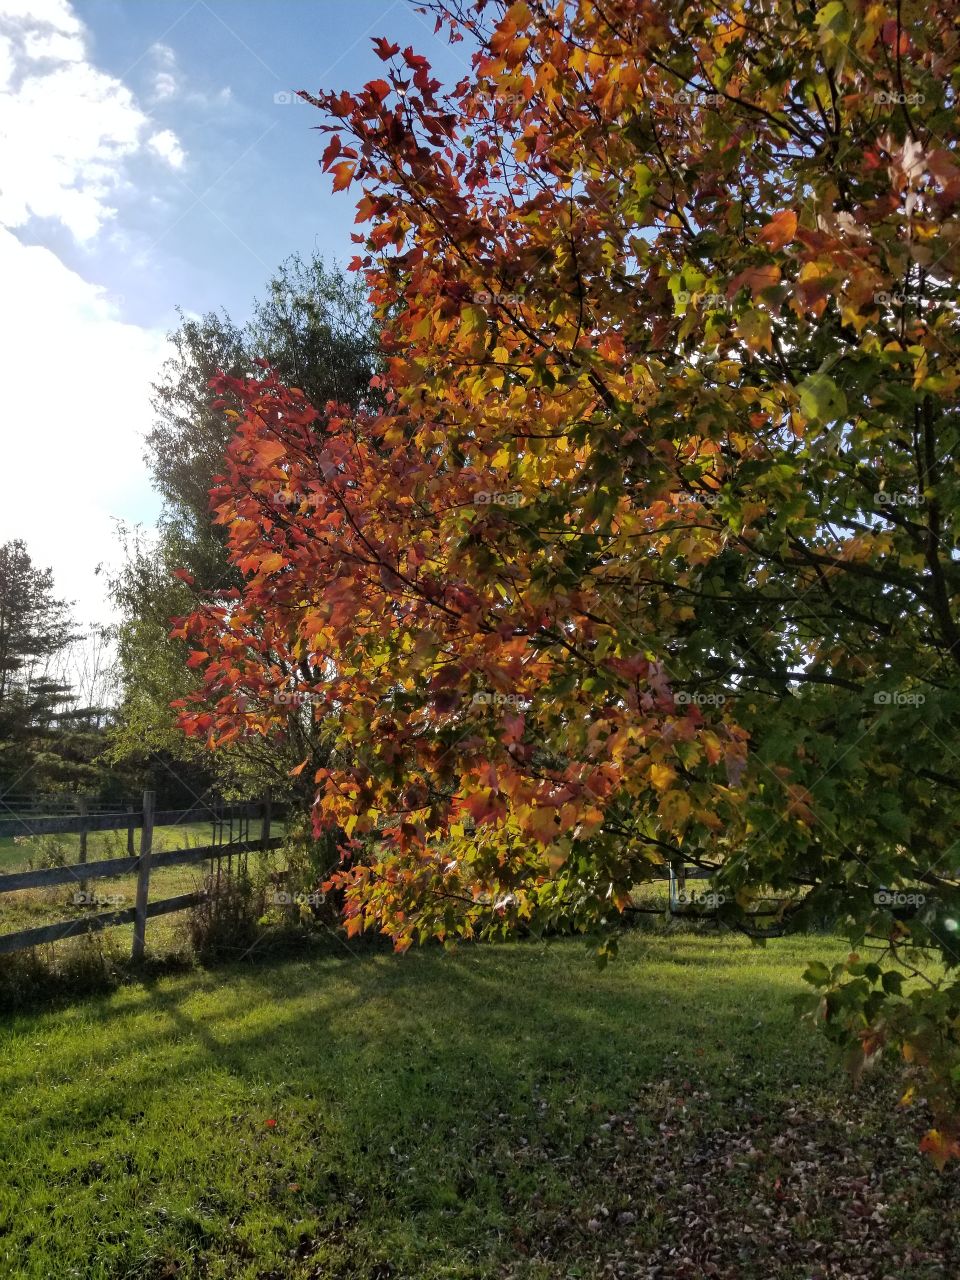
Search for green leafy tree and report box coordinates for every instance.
[0,540,80,797]
[109,252,379,801]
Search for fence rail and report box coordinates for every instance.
[0,792,283,961]
[0,800,270,840]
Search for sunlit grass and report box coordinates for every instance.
[0,931,952,1279]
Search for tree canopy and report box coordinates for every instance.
[175,0,960,1161]
[110,253,378,799]
[0,539,105,797]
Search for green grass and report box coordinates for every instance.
[0,826,286,953]
[0,931,956,1279]
[0,823,223,873]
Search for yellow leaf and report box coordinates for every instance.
[649,763,677,790]
[660,789,692,826]
[460,305,487,336]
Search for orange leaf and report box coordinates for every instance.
[729,263,780,297]
[253,438,286,465]
[757,209,798,251]
[331,161,356,193]
[919,1128,960,1170]
[289,757,309,776]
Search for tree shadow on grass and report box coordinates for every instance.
[1,932,905,1280]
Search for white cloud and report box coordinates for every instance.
[0,0,80,34]
[153,70,177,100]
[0,2,191,625]
[151,41,175,67]
[0,0,187,240]
[147,41,232,110]
[0,228,165,622]
[150,42,177,101]
[147,128,185,170]
[22,28,82,61]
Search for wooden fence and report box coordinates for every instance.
[0,792,285,961]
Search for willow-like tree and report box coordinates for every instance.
[175,0,960,1163]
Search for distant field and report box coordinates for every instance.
[0,821,216,872]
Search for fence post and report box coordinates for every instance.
[259,792,272,848]
[132,790,155,963]
[77,796,88,894]
[126,803,135,857]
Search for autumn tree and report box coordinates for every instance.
[110,252,378,799]
[176,0,960,1159]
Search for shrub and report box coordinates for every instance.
[186,865,264,965]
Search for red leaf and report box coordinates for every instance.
[881,19,910,54]
[320,136,341,171]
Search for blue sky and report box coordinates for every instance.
[0,0,471,622]
[65,0,471,327]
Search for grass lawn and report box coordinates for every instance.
[0,823,226,874]
[0,932,956,1279]
[0,824,239,875]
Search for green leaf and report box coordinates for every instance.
[804,960,832,987]
[798,373,847,425]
